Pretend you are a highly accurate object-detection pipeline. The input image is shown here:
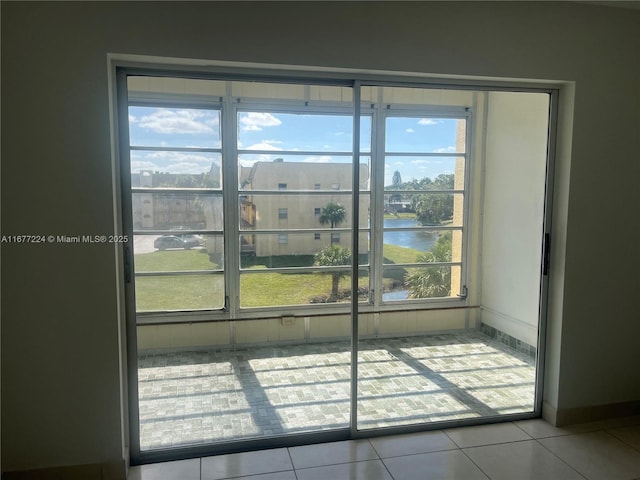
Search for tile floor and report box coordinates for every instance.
[128,415,640,479]
[138,332,536,449]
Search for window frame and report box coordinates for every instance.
[124,78,474,323]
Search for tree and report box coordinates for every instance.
[390,170,403,204]
[318,202,346,228]
[412,174,454,225]
[405,232,452,298]
[392,170,402,188]
[314,245,352,302]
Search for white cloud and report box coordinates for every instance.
[129,114,137,124]
[406,128,415,133]
[303,155,333,163]
[130,151,216,175]
[418,119,439,126]
[241,141,282,163]
[145,151,214,164]
[130,160,158,171]
[138,109,217,134]
[246,141,281,151]
[240,112,282,131]
[434,146,457,153]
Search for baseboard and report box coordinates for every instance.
[543,400,640,427]
[480,322,537,359]
[3,459,126,480]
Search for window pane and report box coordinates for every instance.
[133,234,221,272]
[382,230,456,264]
[385,117,464,153]
[384,156,464,190]
[240,195,356,231]
[240,271,368,308]
[238,156,369,192]
[129,106,221,148]
[135,274,224,311]
[130,151,221,185]
[383,193,463,227]
[238,112,369,153]
[382,265,461,300]
[240,232,365,263]
[132,193,222,231]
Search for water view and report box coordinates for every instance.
[382,216,439,301]
[382,217,439,252]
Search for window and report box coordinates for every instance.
[125,77,471,316]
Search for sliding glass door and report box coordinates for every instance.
[119,70,554,462]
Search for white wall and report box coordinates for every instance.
[480,92,550,346]
[2,1,639,473]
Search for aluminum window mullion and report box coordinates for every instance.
[135,270,223,277]
[384,151,466,157]
[130,146,221,153]
[371,97,387,310]
[237,149,354,156]
[350,80,361,437]
[239,190,365,195]
[385,261,462,268]
[222,83,239,316]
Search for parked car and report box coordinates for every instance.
[154,234,202,250]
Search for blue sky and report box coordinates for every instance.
[128,106,462,185]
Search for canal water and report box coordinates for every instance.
[382,217,439,252]
[381,217,440,301]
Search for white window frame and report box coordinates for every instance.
[124,76,473,323]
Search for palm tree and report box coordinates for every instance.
[318,202,346,229]
[314,245,352,302]
[405,232,452,298]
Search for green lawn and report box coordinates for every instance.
[134,245,420,311]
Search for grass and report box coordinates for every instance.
[134,245,421,311]
[134,248,217,272]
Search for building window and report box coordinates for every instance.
[331,183,340,190]
[314,183,321,190]
[314,208,321,215]
[278,208,288,219]
[331,232,340,244]
[314,233,321,240]
[278,183,287,190]
[279,233,288,244]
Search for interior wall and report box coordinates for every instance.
[2,1,639,473]
[480,92,550,347]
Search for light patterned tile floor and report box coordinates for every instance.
[138,331,536,450]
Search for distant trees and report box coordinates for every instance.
[314,245,352,301]
[411,174,454,226]
[405,232,452,298]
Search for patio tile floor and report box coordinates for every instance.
[137,331,536,450]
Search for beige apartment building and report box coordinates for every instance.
[238,160,370,257]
